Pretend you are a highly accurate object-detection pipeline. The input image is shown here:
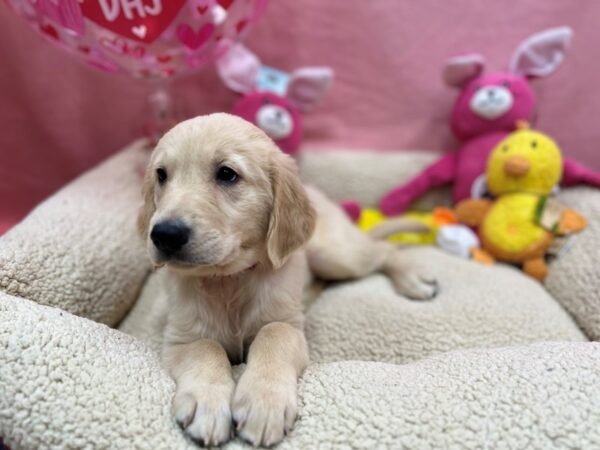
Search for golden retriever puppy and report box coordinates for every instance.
[138,113,437,447]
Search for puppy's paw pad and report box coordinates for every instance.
[393,272,439,301]
[232,374,297,447]
[173,383,234,446]
[174,393,197,429]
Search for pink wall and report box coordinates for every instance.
[1,0,599,233]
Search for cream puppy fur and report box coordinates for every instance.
[138,113,437,447]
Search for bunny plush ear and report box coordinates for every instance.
[216,43,261,94]
[443,54,486,88]
[509,26,573,78]
[286,67,334,111]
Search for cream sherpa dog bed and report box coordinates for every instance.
[1,139,600,449]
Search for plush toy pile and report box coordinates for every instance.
[453,123,587,281]
[342,26,600,220]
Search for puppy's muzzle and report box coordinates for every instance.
[151,220,190,256]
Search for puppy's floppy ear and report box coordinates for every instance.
[266,152,316,269]
[137,162,156,238]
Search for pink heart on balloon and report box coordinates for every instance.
[35,0,85,35]
[100,36,128,55]
[176,23,215,50]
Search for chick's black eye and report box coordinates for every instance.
[531,140,537,149]
[502,145,509,152]
[156,168,167,184]
[216,166,239,184]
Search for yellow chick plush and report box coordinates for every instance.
[454,122,587,281]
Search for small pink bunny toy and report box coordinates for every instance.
[217,43,333,156]
[349,27,600,218]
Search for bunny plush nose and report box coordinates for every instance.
[504,155,530,177]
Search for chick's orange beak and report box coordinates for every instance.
[504,155,530,177]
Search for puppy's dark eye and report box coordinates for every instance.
[216,166,239,184]
[156,168,167,184]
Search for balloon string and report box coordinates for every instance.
[143,83,177,145]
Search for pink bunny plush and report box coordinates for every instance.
[367,27,600,217]
[217,43,333,155]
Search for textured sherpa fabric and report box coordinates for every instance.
[2,291,600,450]
[0,291,193,450]
[546,187,600,340]
[299,149,452,210]
[0,140,152,326]
[2,145,599,449]
[282,342,600,450]
[307,247,585,364]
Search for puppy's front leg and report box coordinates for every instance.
[233,322,309,447]
[164,340,235,446]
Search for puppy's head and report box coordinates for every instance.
[138,113,316,276]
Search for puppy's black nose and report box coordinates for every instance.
[151,221,190,255]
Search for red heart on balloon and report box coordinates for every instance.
[40,23,59,40]
[217,0,234,10]
[236,19,248,33]
[157,54,172,63]
[80,0,186,44]
[197,5,208,14]
[176,23,215,50]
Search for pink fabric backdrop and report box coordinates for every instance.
[1,0,599,234]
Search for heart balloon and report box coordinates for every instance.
[5,0,269,78]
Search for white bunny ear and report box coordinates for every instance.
[509,26,573,78]
[443,54,485,88]
[286,67,334,111]
[216,43,261,94]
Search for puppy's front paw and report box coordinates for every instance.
[232,371,298,447]
[391,271,438,301]
[173,380,234,446]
